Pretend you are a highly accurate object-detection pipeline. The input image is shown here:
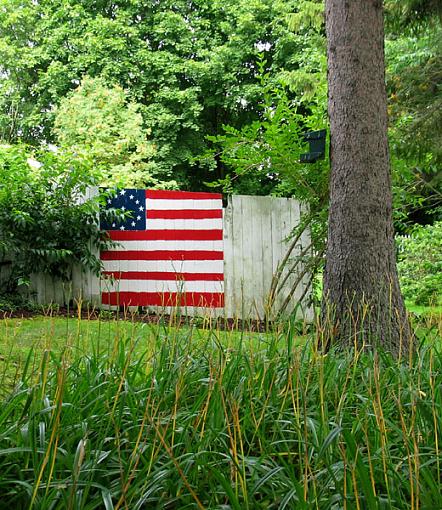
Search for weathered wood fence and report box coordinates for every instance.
[22,194,313,320]
[223,195,312,319]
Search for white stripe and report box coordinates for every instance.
[102,260,224,274]
[146,199,222,210]
[146,218,222,230]
[100,280,224,293]
[107,240,223,251]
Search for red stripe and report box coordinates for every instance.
[108,230,222,241]
[145,190,222,200]
[146,209,222,219]
[102,291,224,307]
[100,250,223,261]
[102,271,224,281]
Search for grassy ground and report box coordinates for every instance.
[406,302,442,316]
[0,312,440,509]
[0,314,277,394]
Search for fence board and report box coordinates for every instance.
[260,196,273,317]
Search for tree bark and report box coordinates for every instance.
[321,0,411,355]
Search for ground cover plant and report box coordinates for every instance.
[0,313,441,509]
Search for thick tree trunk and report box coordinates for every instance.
[321,0,411,355]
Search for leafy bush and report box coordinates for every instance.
[397,221,442,305]
[0,293,41,313]
[0,144,117,292]
[54,76,177,189]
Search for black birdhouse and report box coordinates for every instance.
[300,129,326,163]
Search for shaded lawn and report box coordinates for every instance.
[0,304,439,394]
[0,315,278,354]
[406,302,442,316]
[1,302,439,364]
[0,315,282,394]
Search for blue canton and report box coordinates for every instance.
[100,188,146,231]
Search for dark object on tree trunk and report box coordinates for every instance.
[321,0,412,356]
[300,129,326,163]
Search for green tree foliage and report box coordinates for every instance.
[0,0,438,234]
[208,0,327,198]
[209,48,328,307]
[385,1,442,228]
[0,0,317,189]
[54,76,173,188]
[386,0,442,27]
[209,61,327,201]
[0,144,116,291]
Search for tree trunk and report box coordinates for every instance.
[321,0,411,355]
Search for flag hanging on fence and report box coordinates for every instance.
[100,189,224,308]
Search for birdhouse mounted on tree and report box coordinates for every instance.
[300,129,326,163]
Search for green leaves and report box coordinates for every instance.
[0,317,441,508]
[54,76,171,189]
[0,144,113,291]
[0,0,329,189]
[385,7,442,230]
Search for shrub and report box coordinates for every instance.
[54,76,177,188]
[397,221,442,305]
[0,144,117,292]
[0,292,40,313]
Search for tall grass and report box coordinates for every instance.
[0,312,441,509]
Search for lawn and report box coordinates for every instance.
[406,302,442,317]
[0,314,276,394]
[0,312,440,509]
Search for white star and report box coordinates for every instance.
[120,226,125,230]
[139,206,144,211]
[120,189,126,195]
[136,215,141,220]
[135,199,140,204]
[131,221,136,227]
[107,199,111,204]
[129,194,134,200]
[112,223,116,227]
[121,206,126,211]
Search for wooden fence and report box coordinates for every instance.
[19,194,313,320]
[223,195,312,320]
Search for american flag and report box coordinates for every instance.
[100,189,224,308]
